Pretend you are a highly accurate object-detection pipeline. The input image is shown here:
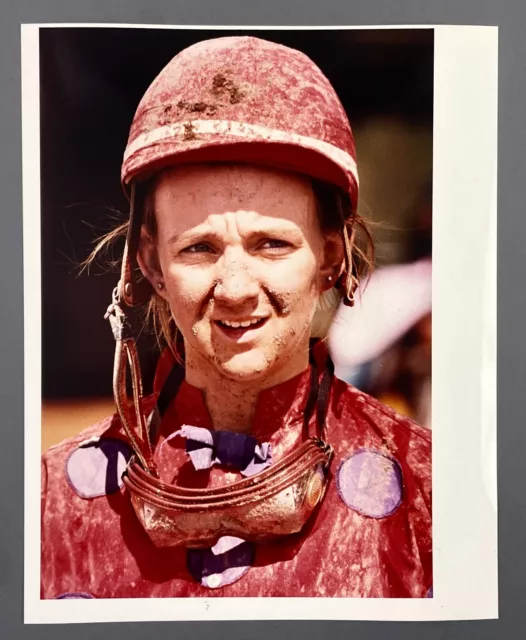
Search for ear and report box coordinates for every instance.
[319,230,345,292]
[136,229,168,299]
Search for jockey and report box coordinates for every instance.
[41,36,432,599]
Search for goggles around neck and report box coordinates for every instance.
[128,347,334,549]
[124,436,333,549]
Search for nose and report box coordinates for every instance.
[213,252,260,308]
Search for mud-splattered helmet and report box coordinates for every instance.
[119,36,360,308]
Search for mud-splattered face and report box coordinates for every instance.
[148,164,328,385]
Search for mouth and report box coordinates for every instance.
[213,317,269,341]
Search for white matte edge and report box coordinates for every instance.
[431,24,499,619]
[22,24,43,624]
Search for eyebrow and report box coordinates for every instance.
[167,229,219,246]
[167,223,302,246]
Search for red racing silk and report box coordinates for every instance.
[41,358,432,598]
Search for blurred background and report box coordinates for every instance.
[39,28,433,451]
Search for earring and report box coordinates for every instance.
[327,276,333,283]
[157,282,164,290]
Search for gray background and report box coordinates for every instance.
[0,0,520,638]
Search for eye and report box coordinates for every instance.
[259,238,291,251]
[181,242,214,254]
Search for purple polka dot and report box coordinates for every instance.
[56,592,95,599]
[187,536,255,589]
[66,438,132,499]
[337,449,403,518]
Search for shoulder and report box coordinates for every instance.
[328,377,431,489]
[42,412,133,501]
[42,411,127,467]
[328,377,432,530]
[330,376,431,448]
[41,413,140,599]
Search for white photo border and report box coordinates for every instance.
[22,23,498,623]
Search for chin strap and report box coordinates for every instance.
[104,180,158,475]
[105,287,157,475]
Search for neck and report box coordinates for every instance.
[184,346,310,433]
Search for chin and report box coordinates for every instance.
[215,351,276,383]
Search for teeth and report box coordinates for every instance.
[221,318,262,328]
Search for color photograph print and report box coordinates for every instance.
[23,25,497,623]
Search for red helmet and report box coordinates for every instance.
[118,36,360,310]
[122,36,359,210]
